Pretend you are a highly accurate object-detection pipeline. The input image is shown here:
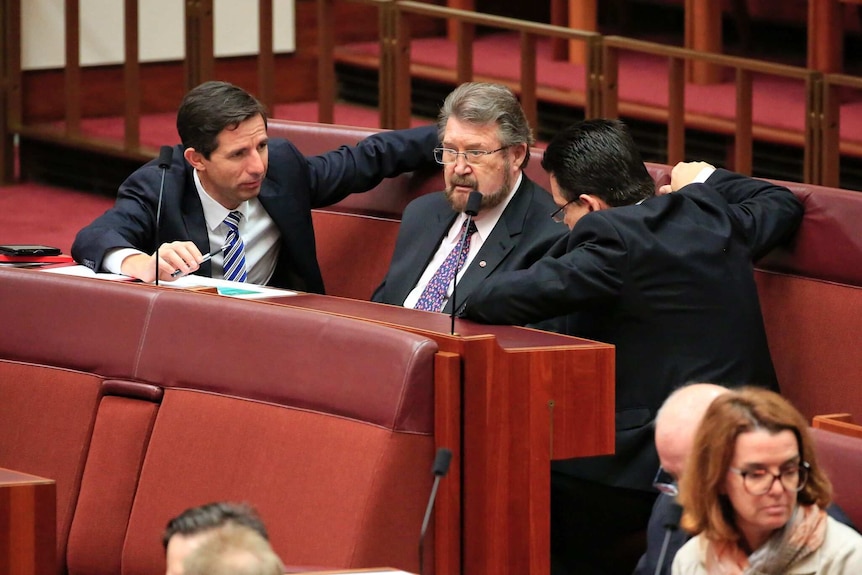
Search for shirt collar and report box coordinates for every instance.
[193,169,248,231]
[453,171,522,241]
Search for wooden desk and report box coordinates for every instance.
[0,468,56,575]
[267,294,615,575]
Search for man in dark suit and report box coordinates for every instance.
[460,119,804,574]
[72,80,438,291]
[371,82,565,314]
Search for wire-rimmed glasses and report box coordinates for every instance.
[433,146,509,166]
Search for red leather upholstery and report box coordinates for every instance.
[811,427,862,529]
[759,179,862,286]
[0,267,439,574]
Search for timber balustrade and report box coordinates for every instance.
[1,0,861,186]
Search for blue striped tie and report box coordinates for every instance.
[222,211,248,283]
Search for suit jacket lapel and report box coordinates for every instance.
[392,206,457,305]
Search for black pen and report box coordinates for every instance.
[170,246,224,278]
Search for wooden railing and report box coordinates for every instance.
[2,0,862,188]
[0,0,284,183]
[318,0,824,182]
[601,36,821,183]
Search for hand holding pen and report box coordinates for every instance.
[170,244,228,278]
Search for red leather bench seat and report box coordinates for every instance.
[755,180,862,420]
[0,268,440,574]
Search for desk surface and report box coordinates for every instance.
[0,467,54,486]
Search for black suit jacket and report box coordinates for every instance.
[633,493,856,575]
[462,170,804,491]
[370,175,567,313]
[72,125,439,292]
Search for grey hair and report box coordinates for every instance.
[438,82,534,166]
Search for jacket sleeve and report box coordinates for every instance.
[304,124,440,208]
[461,213,626,325]
[71,159,166,272]
[699,169,804,261]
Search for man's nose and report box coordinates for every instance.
[247,150,265,175]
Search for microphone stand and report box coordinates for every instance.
[654,501,683,575]
[449,191,483,335]
[154,146,173,286]
[419,447,452,575]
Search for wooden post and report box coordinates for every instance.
[0,468,56,575]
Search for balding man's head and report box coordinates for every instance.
[655,383,728,479]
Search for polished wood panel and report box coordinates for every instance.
[0,468,56,575]
[812,413,862,438]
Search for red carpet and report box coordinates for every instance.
[55,102,415,151]
[0,183,114,254]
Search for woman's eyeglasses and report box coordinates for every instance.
[728,461,810,495]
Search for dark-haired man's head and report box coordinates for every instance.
[163,502,268,575]
[176,81,270,210]
[541,119,655,229]
[176,81,268,159]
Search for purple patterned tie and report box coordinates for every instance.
[414,220,478,312]
[222,211,248,282]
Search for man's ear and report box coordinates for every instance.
[183,148,205,171]
[512,143,528,171]
[579,194,611,212]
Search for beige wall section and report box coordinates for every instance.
[20,0,296,71]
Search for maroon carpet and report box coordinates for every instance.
[0,183,114,254]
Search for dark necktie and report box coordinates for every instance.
[414,220,478,312]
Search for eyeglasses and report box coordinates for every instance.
[550,200,576,223]
[433,146,509,166]
[728,461,810,495]
[652,467,679,497]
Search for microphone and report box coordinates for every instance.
[449,190,482,335]
[419,447,452,575]
[154,145,173,286]
[654,501,683,575]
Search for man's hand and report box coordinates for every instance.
[657,161,716,195]
[120,241,204,283]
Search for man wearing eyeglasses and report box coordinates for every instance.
[370,82,566,313]
[636,383,854,575]
[459,119,805,574]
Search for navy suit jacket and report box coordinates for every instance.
[462,170,804,491]
[370,175,567,313]
[72,125,439,293]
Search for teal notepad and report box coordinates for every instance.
[217,286,261,296]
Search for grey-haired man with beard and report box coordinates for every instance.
[371,82,566,314]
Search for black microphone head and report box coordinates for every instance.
[432,447,452,477]
[464,191,483,217]
[158,145,174,169]
[664,501,683,530]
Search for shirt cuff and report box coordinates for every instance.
[103,247,145,274]
[693,166,716,184]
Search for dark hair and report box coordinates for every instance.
[176,81,268,159]
[540,119,654,206]
[438,82,534,167]
[678,387,832,545]
[162,502,269,549]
